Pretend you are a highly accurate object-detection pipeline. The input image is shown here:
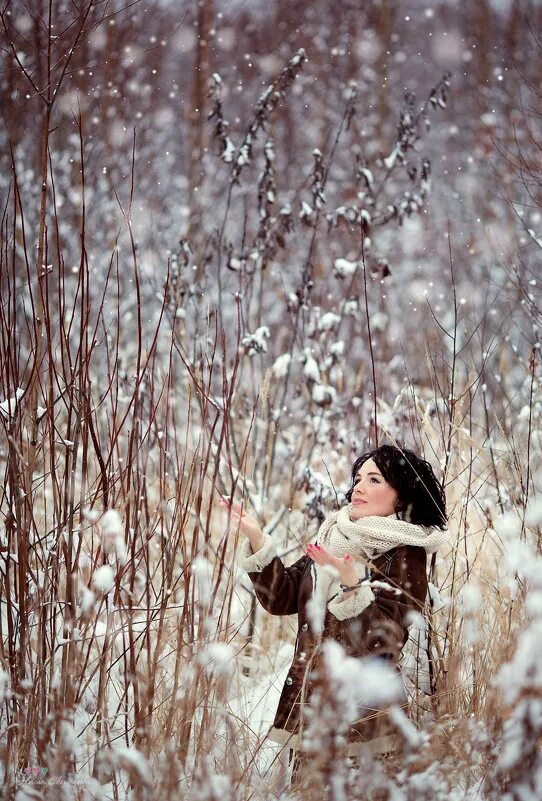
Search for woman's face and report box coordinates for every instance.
[350,457,398,520]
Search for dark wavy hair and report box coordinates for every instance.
[344,444,447,529]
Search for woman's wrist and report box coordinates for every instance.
[340,579,363,594]
[247,531,265,553]
[340,570,360,588]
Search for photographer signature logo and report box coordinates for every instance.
[24,768,48,778]
[17,767,87,785]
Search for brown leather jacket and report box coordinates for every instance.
[246,545,428,744]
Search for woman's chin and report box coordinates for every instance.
[350,505,370,519]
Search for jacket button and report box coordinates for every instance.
[301,623,308,631]
[285,677,293,686]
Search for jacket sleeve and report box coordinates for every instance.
[239,534,308,616]
[332,546,428,659]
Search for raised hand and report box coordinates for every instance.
[306,543,361,587]
[218,496,265,551]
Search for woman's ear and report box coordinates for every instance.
[393,498,404,519]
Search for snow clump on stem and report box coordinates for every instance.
[241,326,270,356]
[92,565,115,594]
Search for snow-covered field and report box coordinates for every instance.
[1,1,542,798]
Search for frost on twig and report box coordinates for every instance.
[208,72,235,164]
[229,49,307,184]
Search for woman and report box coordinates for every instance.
[220,444,448,768]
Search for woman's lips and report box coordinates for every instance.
[352,499,367,505]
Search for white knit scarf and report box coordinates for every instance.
[311,505,448,610]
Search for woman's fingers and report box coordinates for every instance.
[311,544,335,563]
[218,498,245,533]
[307,543,342,568]
[307,545,356,568]
[219,496,264,541]
[306,545,359,585]
[218,496,245,518]
[306,544,322,564]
